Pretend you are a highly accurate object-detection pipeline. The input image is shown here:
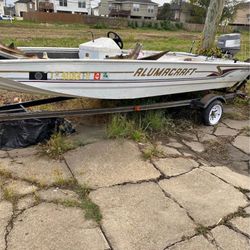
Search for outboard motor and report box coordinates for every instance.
[217,33,241,58]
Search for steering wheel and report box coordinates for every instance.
[107,31,123,49]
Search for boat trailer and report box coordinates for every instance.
[0,90,246,126]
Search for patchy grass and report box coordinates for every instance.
[142,111,174,135]
[241,126,250,136]
[52,180,102,223]
[0,168,12,179]
[2,187,19,204]
[195,224,210,235]
[142,144,164,160]
[106,114,147,142]
[223,111,249,120]
[40,132,75,159]
[33,191,41,205]
[106,109,197,142]
[233,96,250,107]
[0,20,248,60]
[74,184,102,223]
[60,199,80,207]
[54,176,77,189]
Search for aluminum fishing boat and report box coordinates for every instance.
[0,32,249,99]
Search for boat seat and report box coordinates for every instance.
[0,43,38,59]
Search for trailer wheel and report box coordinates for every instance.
[203,100,223,126]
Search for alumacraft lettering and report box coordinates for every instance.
[133,67,197,77]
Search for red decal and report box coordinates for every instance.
[94,72,101,80]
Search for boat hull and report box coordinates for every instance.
[0,59,249,99]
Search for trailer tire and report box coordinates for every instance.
[202,100,223,126]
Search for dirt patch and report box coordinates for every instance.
[202,138,249,175]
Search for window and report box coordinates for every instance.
[147,6,154,13]
[133,4,140,12]
[247,14,250,22]
[78,1,86,8]
[59,0,67,7]
[108,4,112,11]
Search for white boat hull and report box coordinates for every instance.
[0,58,249,99]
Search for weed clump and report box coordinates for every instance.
[106,114,147,142]
[40,132,75,159]
[74,185,102,223]
[3,187,19,205]
[106,109,195,142]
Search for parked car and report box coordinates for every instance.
[0,15,14,21]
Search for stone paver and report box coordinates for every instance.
[244,206,250,214]
[197,126,214,135]
[232,136,250,154]
[182,140,205,153]
[0,201,12,250]
[166,142,184,148]
[180,132,198,141]
[8,203,110,250]
[211,225,250,250]
[223,119,249,130]
[0,157,73,186]
[64,140,161,188]
[214,126,238,136]
[0,150,8,158]
[159,169,248,226]
[230,216,250,237]
[17,196,37,211]
[202,166,250,190]
[90,182,196,250]
[38,188,79,203]
[167,235,216,250]
[198,133,218,142]
[156,145,181,156]
[153,157,199,177]
[7,147,39,158]
[69,124,106,145]
[4,180,38,196]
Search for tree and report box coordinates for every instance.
[201,0,225,50]
[189,0,245,23]
[157,3,172,20]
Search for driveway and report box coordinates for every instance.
[0,113,249,250]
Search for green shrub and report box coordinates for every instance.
[93,22,108,29]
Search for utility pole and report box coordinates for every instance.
[201,0,225,50]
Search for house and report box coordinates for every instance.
[15,0,36,17]
[170,1,197,23]
[0,0,5,15]
[231,2,250,26]
[38,0,54,12]
[92,5,99,16]
[38,0,91,15]
[99,0,158,20]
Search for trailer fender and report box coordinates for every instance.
[194,94,226,109]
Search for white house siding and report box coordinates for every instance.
[130,3,157,19]
[15,3,28,16]
[52,0,91,14]
[99,0,109,16]
[0,0,4,15]
[92,7,99,16]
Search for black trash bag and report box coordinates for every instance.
[0,118,75,149]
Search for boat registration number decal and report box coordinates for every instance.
[49,72,109,80]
